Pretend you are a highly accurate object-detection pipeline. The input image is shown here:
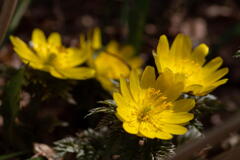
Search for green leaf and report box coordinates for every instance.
[8,0,31,33]
[1,67,25,129]
[121,0,149,54]
[85,106,115,119]
[98,99,116,107]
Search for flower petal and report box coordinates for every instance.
[170,34,192,59]
[10,36,41,66]
[160,124,188,135]
[203,57,223,72]
[206,68,229,83]
[185,84,203,94]
[123,121,139,134]
[31,28,48,58]
[49,67,65,79]
[130,70,141,102]
[156,69,184,101]
[172,99,195,112]
[158,110,194,124]
[192,43,209,65]
[140,66,156,89]
[56,47,89,68]
[139,122,156,139]
[154,35,170,72]
[155,131,173,140]
[212,78,228,87]
[58,67,95,79]
[92,27,102,49]
[106,41,118,54]
[48,32,62,46]
[119,77,131,96]
[95,52,130,79]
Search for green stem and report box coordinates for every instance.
[0,0,19,46]
[121,0,149,55]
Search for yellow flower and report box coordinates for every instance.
[10,28,95,79]
[113,66,195,139]
[105,40,143,69]
[94,52,130,91]
[86,27,144,69]
[154,34,229,96]
[81,28,143,92]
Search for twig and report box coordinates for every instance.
[0,0,19,45]
[171,112,240,160]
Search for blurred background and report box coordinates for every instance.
[0,0,240,159]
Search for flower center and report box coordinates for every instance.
[137,88,172,122]
[44,53,56,65]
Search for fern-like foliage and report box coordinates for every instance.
[54,128,106,160]
[54,99,178,160]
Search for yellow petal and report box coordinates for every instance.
[58,67,95,79]
[164,82,184,101]
[157,35,169,56]
[97,76,115,92]
[48,32,61,46]
[212,78,228,87]
[156,69,184,101]
[203,57,223,72]
[158,110,194,124]
[154,35,169,72]
[80,33,86,47]
[119,78,132,100]
[49,67,65,79]
[155,131,173,140]
[185,84,203,94]
[198,78,228,96]
[92,27,102,49]
[123,121,139,134]
[116,107,136,122]
[114,92,136,119]
[128,57,143,69]
[10,36,40,65]
[31,28,48,58]
[206,68,229,83]
[95,52,130,79]
[32,28,47,46]
[106,41,118,55]
[140,66,156,89]
[129,70,141,102]
[170,34,192,59]
[172,99,195,112]
[192,43,209,65]
[139,122,156,139]
[160,124,188,135]
[56,48,88,68]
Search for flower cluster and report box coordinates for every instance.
[113,34,228,139]
[80,28,144,92]
[10,29,228,140]
[10,29,95,79]
[154,34,228,96]
[114,66,195,139]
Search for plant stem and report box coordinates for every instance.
[0,0,19,46]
